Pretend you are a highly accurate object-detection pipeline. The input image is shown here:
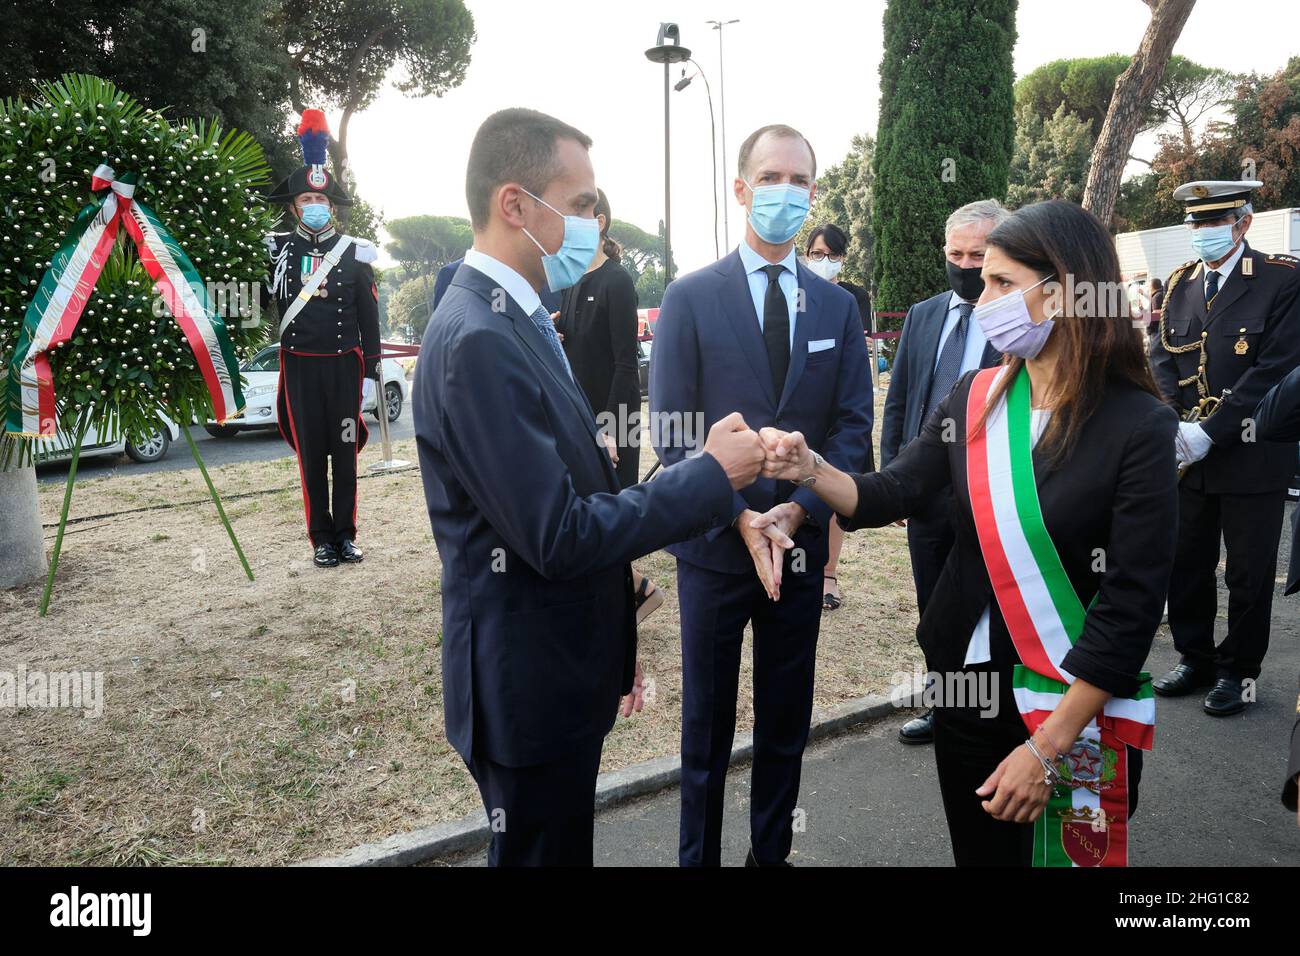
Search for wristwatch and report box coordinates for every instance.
[797,451,824,487]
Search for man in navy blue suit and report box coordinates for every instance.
[413,108,766,866]
[650,124,874,866]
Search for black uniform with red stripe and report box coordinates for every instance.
[266,224,381,547]
[1150,244,1300,683]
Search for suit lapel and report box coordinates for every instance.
[719,252,779,407]
[914,296,948,401]
[778,264,818,411]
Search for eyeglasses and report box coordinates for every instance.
[806,251,845,262]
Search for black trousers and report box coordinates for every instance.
[279,350,366,547]
[676,557,821,866]
[464,737,604,867]
[906,491,956,617]
[933,707,1144,866]
[1168,485,1286,681]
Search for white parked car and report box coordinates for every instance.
[204,343,410,438]
[34,411,180,465]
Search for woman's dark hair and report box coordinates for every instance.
[976,199,1161,465]
[594,188,621,263]
[806,223,848,257]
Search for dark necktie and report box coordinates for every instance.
[761,264,790,400]
[528,303,574,380]
[1205,269,1219,306]
[928,302,971,414]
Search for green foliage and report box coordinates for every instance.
[1115,57,1300,231]
[1006,104,1093,209]
[0,75,279,464]
[609,219,672,308]
[0,0,299,175]
[345,196,384,245]
[384,215,471,280]
[795,134,875,287]
[388,274,437,342]
[871,0,1016,319]
[1015,55,1135,134]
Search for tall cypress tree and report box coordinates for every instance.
[871,0,1017,320]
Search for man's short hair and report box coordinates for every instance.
[737,124,817,181]
[465,108,593,230]
[944,199,1010,242]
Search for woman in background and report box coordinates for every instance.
[804,224,871,612]
[557,189,663,623]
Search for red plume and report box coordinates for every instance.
[297,109,330,137]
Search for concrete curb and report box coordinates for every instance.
[298,684,920,867]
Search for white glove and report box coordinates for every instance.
[362,378,376,408]
[1175,421,1213,467]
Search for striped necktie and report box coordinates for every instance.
[529,303,574,380]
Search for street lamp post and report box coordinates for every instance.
[645,23,690,288]
[707,18,739,251]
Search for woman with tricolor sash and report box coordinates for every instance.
[755,200,1179,866]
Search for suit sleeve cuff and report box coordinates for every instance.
[791,486,831,529]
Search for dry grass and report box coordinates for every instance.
[0,387,923,865]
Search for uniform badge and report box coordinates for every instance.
[1192,185,1209,198]
[308,167,328,190]
[1235,337,1249,355]
[1242,257,1253,277]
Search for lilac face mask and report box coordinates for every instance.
[973,273,1057,359]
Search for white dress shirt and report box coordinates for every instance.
[738,239,799,349]
[933,291,990,376]
[463,247,542,317]
[1203,241,1246,300]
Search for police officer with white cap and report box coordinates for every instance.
[1151,179,1300,715]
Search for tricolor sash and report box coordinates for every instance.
[4,165,244,437]
[965,365,1155,867]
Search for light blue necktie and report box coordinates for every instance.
[528,303,574,381]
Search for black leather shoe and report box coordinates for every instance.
[1152,663,1214,697]
[313,543,339,567]
[338,539,363,563]
[1203,678,1248,716]
[744,848,792,867]
[898,708,935,745]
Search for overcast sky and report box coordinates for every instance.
[345,0,1298,273]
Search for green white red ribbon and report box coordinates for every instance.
[966,364,1155,867]
[4,164,244,437]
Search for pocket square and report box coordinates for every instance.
[808,339,836,353]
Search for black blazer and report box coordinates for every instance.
[881,291,1000,467]
[556,259,642,487]
[1252,368,1300,811]
[844,369,1180,700]
[413,263,735,767]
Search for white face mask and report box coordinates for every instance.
[805,257,843,282]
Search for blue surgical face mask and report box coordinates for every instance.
[744,178,811,245]
[520,188,601,292]
[973,272,1058,360]
[299,202,331,231]
[1189,222,1238,263]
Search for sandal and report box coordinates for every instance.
[635,576,665,625]
[822,575,842,612]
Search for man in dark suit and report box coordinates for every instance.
[434,256,560,314]
[879,199,1006,744]
[650,124,874,867]
[413,108,765,866]
[1150,180,1300,716]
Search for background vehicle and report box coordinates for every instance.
[204,344,410,438]
[34,412,180,466]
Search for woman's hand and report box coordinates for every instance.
[976,743,1054,824]
[759,427,814,481]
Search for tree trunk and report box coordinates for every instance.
[1082,0,1197,226]
[0,465,47,589]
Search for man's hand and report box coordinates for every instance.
[758,427,815,482]
[600,431,619,465]
[748,502,803,599]
[619,660,646,718]
[703,412,764,490]
[736,508,789,601]
[1175,421,1213,467]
